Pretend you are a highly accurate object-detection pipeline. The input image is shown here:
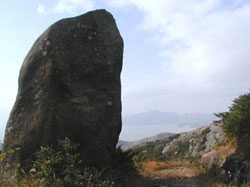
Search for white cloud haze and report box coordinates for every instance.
[37,0,95,14]
[53,0,95,13]
[37,3,46,14]
[110,0,250,115]
[1,0,250,140]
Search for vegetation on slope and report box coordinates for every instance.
[128,92,250,186]
[0,138,138,187]
[216,92,250,159]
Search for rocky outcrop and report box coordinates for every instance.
[201,141,235,168]
[3,9,123,175]
[161,122,224,159]
[130,122,225,161]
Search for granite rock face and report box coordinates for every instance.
[161,122,225,158]
[3,9,123,175]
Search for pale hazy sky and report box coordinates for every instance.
[1,0,250,141]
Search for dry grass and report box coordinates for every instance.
[139,161,169,170]
[131,140,238,186]
[214,143,236,156]
[0,176,42,187]
[201,140,236,169]
[137,160,199,178]
[135,160,226,186]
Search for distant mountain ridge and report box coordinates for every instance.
[123,111,217,128]
[117,132,174,150]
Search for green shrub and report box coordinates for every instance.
[32,138,83,187]
[83,167,113,187]
[31,137,113,187]
[0,147,20,176]
[133,152,147,163]
[2,139,137,187]
[241,182,250,187]
[216,92,250,159]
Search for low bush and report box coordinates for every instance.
[0,147,20,176]
[1,138,139,187]
[216,92,250,159]
[32,138,84,186]
[29,137,113,187]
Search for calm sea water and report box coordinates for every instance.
[119,123,195,141]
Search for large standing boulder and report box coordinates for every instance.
[3,9,123,175]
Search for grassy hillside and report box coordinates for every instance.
[128,122,242,186]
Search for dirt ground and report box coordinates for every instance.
[126,161,225,187]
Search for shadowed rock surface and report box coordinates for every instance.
[222,154,250,184]
[3,9,123,175]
